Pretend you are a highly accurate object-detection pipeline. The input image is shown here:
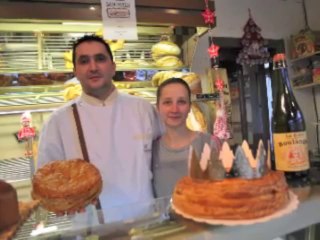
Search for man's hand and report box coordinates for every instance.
[55,199,98,216]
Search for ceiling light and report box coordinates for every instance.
[89,6,96,11]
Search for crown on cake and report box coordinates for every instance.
[188,139,271,180]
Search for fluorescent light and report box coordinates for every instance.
[89,6,96,10]
[30,226,58,236]
[62,22,102,26]
[165,9,180,14]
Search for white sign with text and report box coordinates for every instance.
[100,0,138,40]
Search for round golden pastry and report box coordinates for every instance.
[172,171,290,220]
[32,159,102,213]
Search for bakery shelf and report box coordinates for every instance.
[114,81,153,89]
[0,94,65,108]
[0,106,57,116]
[116,66,189,71]
[0,66,188,75]
[0,87,156,111]
[0,157,31,181]
[0,85,64,95]
[0,69,72,74]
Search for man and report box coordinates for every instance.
[37,35,162,221]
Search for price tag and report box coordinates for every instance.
[194,92,220,101]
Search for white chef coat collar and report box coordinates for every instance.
[80,88,118,106]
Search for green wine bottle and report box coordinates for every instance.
[272,53,310,187]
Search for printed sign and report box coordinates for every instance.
[100,0,138,40]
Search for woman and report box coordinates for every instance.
[152,77,219,197]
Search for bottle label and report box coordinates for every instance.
[273,131,310,171]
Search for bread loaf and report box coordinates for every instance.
[155,56,183,68]
[63,84,82,101]
[152,71,202,94]
[151,41,181,58]
[186,103,207,132]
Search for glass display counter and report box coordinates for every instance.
[12,185,320,240]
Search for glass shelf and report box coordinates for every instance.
[10,185,320,240]
[0,66,189,75]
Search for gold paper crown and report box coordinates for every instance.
[188,140,271,180]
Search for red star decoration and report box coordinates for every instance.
[215,78,224,91]
[208,43,220,58]
[202,8,215,25]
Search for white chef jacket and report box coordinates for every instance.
[37,89,162,222]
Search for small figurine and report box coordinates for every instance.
[18,111,36,157]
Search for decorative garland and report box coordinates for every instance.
[202,0,230,140]
[201,0,223,90]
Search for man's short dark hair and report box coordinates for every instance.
[72,34,114,67]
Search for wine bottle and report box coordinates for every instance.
[271,53,310,187]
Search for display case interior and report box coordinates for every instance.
[0,23,198,106]
[0,21,211,191]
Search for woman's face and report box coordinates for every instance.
[157,83,191,128]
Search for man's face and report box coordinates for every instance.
[74,41,115,98]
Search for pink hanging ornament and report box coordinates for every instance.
[215,78,224,91]
[208,43,220,58]
[202,8,215,25]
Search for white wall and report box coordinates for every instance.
[305,0,320,31]
[212,0,305,39]
[192,0,320,152]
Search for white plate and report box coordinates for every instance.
[171,191,299,226]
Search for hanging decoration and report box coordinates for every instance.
[215,78,224,91]
[236,9,270,66]
[201,6,215,25]
[201,0,218,68]
[201,0,231,140]
[213,92,231,140]
[214,75,231,139]
[208,43,220,58]
[18,111,36,157]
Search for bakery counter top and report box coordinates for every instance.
[17,185,320,240]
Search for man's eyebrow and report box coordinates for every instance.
[77,54,89,58]
[78,53,107,58]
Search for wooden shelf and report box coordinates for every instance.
[290,51,320,64]
[291,71,312,81]
[293,82,320,90]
